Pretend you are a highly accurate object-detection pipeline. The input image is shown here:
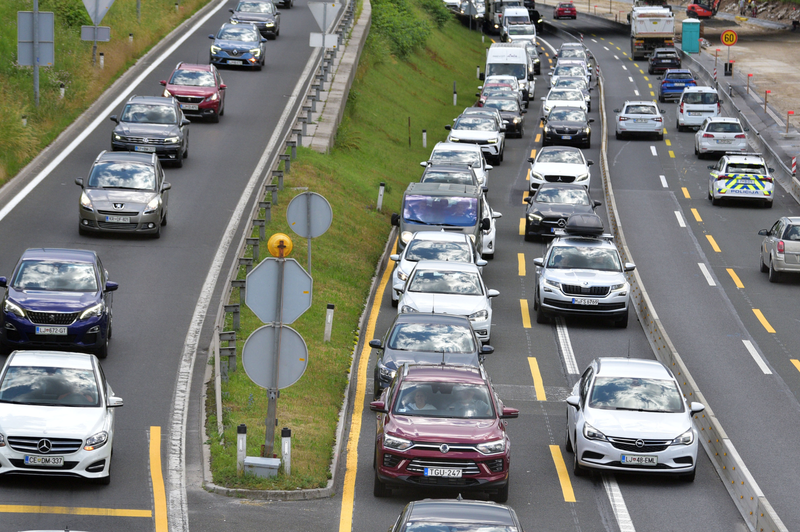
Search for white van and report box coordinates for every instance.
[482,43,534,107]
[676,86,720,131]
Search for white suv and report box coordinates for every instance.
[676,86,720,131]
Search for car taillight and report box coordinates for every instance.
[760,176,773,182]
[778,241,785,253]
[654,117,663,122]
[680,102,684,114]
[619,116,629,121]
[735,134,746,138]
[717,102,721,113]
[703,133,714,138]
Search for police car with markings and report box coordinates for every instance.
[707,152,774,208]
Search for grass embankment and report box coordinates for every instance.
[206,0,487,490]
[0,0,214,183]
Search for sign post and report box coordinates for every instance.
[17,8,55,106]
[81,0,116,65]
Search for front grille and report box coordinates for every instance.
[459,139,490,145]
[28,334,78,345]
[7,436,83,454]
[97,210,139,216]
[608,436,671,453]
[413,443,477,452]
[174,95,204,104]
[121,136,167,144]
[561,285,610,296]
[543,298,625,311]
[27,311,78,326]
[545,175,576,183]
[485,458,505,473]
[383,454,402,468]
[406,458,481,476]
[553,128,580,135]
[98,222,139,230]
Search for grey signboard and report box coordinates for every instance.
[242,324,309,389]
[17,11,54,66]
[81,25,111,42]
[245,258,313,324]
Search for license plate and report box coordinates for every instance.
[672,82,685,86]
[35,326,67,335]
[736,179,754,184]
[180,103,199,110]
[572,298,599,306]
[228,60,243,65]
[134,145,155,152]
[561,135,572,140]
[621,454,658,466]
[634,119,647,123]
[660,59,670,63]
[25,455,64,467]
[688,112,701,116]
[105,215,131,223]
[717,139,733,144]
[424,467,463,478]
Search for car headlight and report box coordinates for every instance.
[527,212,543,223]
[377,360,396,379]
[383,434,413,451]
[610,282,626,291]
[671,428,694,446]
[84,431,109,451]
[575,172,589,182]
[0,433,5,447]
[79,302,104,320]
[397,269,409,281]
[531,171,544,181]
[487,138,497,144]
[266,22,275,26]
[80,191,94,212]
[400,305,418,314]
[165,136,180,144]
[584,127,591,134]
[583,422,607,442]
[113,133,122,141]
[162,89,172,98]
[450,137,460,142]
[205,93,219,102]
[544,278,561,290]
[401,231,413,243]
[469,309,489,321]
[543,125,551,133]
[513,117,521,123]
[3,299,25,318]
[250,48,261,56]
[210,45,221,54]
[144,196,161,215]
[230,18,239,23]
[477,439,506,455]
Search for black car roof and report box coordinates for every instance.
[407,499,515,525]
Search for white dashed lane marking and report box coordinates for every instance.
[659,175,667,187]
[697,262,714,285]
[743,340,772,374]
[650,146,658,156]
[674,211,685,228]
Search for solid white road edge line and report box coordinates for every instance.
[0,0,229,224]
[674,211,685,228]
[742,339,772,375]
[659,174,668,187]
[603,475,636,532]
[697,262,715,286]
[554,317,579,375]
[166,48,322,531]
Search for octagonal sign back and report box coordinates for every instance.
[245,258,312,324]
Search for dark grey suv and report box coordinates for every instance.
[110,95,190,167]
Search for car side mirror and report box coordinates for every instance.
[594,200,603,208]
[613,109,620,113]
[659,109,665,113]
[493,211,502,219]
[475,93,481,97]
[487,289,500,298]
[370,400,387,413]
[208,34,215,39]
[476,259,488,267]
[389,254,400,261]
[481,218,491,230]
[758,229,769,236]
[482,186,489,194]
[540,97,546,101]
[588,118,594,123]
[261,38,268,42]
[445,125,452,131]
[587,160,594,166]
[769,168,775,173]
[369,339,382,349]
[566,395,580,409]
[109,115,118,123]
[275,10,281,14]
[533,257,544,267]
[181,118,191,126]
[477,85,483,90]
[501,406,519,419]
[524,196,532,203]
[419,161,429,167]
[481,345,494,354]
[588,87,593,92]
[744,127,750,132]
[624,262,636,272]
[391,213,400,226]
[229,8,234,12]
[521,109,528,114]
[159,80,167,86]
[0,277,6,288]
[690,402,705,415]
[105,281,119,292]
[657,76,662,80]
[485,165,493,170]
[527,157,535,163]
[161,182,172,192]
[707,165,715,170]
[107,396,124,408]
[220,83,227,89]
[75,177,84,187]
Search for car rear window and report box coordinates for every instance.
[707,122,742,133]
[782,225,800,240]
[725,163,765,174]
[683,92,718,105]
[624,105,656,115]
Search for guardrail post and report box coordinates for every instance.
[220,346,236,377]
[293,128,303,148]
[246,237,260,261]
[220,331,237,374]
[280,153,291,174]
[265,183,279,204]
[298,116,308,137]
[239,257,254,275]
[253,218,266,240]
[287,139,297,159]
[231,279,246,302]
[224,303,240,330]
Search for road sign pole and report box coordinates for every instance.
[33,0,39,106]
[264,242,287,458]
[92,0,98,65]
[306,192,312,273]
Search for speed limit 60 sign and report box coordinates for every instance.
[721,30,738,46]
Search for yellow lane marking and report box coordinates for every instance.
[665,139,671,146]
[727,268,744,288]
[535,133,541,142]
[0,506,152,517]
[490,39,496,43]
[663,128,667,134]
[520,299,532,328]
[616,46,621,50]
[528,358,546,400]
[531,148,537,157]
[548,58,553,64]
[519,218,525,235]
[600,37,605,40]
[682,187,690,198]
[591,33,596,36]
[644,76,649,81]
[539,121,544,129]
[338,246,394,532]
[691,208,702,222]
[753,309,776,333]
[609,42,614,45]
[622,52,628,56]
[549,446,576,501]
[633,63,639,68]
[151,426,168,532]
[668,150,675,158]
[526,168,530,181]
[650,91,655,96]
[648,83,652,88]
[518,253,526,276]
[706,235,721,252]
[545,52,549,57]
[639,69,644,74]
[791,359,800,373]
[522,190,529,204]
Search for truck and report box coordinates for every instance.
[686,0,721,19]
[629,6,674,60]
[484,0,523,33]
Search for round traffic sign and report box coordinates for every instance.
[286,192,333,239]
[721,30,738,46]
[242,324,308,389]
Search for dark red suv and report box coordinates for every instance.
[160,62,226,123]
[370,364,519,502]
[554,2,577,19]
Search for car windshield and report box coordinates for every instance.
[403,195,478,227]
[725,163,766,174]
[547,246,621,271]
[121,103,176,124]
[505,16,528,23]
[453,117,496,131]
[535,187,591,205]
[406,241,473,262]
[430,149,481,167]
[666,72,693,80]
[403,525,516,532]
[548,90,583,101]
[217,26,259,41]
[486,63,526,80]
[393,382,495,419]
[408,270,483,296]
[554,66,584,77]
[88,161,156,190]
[683,92,718,104]
[12,260,98,292]
[236,1,273,12]
[537,148,583,164]
[548,109,586,121]
[560,49,586,59]
[482,87,515,98]
[707,122,742,133]
[484,99,518,112]
[169,69,215,87]
[386,322,476,353]
[558,3,574,7]
[624,105,656,115]
[421,170,475,185]
[0,366,100,407]
[508,24,535,35]
[589,376,684,413]
[485,77,517,89]
[555,78,587,91]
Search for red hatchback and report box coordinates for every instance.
[554,2,577,19]
[371,364,519,502]
[160,62,226,123]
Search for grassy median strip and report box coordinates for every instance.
[0,0,215,182]
[205,4,487,489]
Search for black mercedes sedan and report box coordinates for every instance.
[541,106,593,148]
[388,498,525,532]
[524,183,601,240]
[483,96,526,138]
[229,0,280,39]
[110,95,190,167]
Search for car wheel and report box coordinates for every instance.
[583,136,591,149]
[373,471,391,497]
[572,442,587,477]
[95,471,111,485]
[711,195,721,206]
[676,119,682,132]
[276,26,280,37]
[680,469,696,482]
[659,95,665,103]
[518,126,524,138]
[587,103,591,112]
[95,334,109,359]
[615,131,622,140]
[694,144,701,157]
[482,252,494,260]
[768,259,780,283]
[390,296,398,308]
[174,156,183,168]
[209,111,220,123]
[524,228,535,242]
[764,200,773,209]
[500,149,504,162]
[536,302,549,324]
[219,102,225,116]
[161,212,168,226]
[152,223,161,239]
[79,225,90,236]
[760,253,768,273]
[614,310,628,328]
[492,481,509,503]
[657,131,664,141]
[564,420,573,453]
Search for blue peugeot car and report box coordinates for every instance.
[209,23,267,70]
[0,249,118,358]
[658,69,697,103]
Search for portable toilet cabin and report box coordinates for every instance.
[682,19,701,53]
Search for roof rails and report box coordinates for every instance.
[724,152,762,158]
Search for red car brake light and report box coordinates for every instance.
[619,116,629,121]
[679,102,684,114]
[735,134,746,138]
[778,240,785,253]
[703,133,714,138]
[654,117,663,122]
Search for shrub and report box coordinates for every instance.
[371,0,431,57]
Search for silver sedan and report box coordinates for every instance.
[758,217,800,282]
